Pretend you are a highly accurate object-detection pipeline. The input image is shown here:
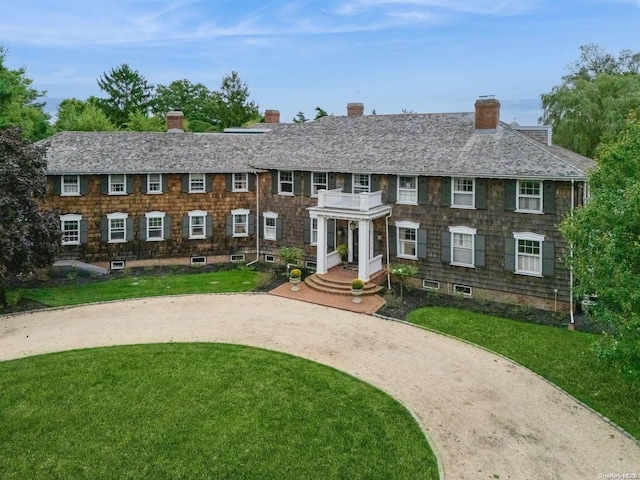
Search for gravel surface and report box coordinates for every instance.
[1,294,639,479]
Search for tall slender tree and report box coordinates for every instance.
[212,71,260,130]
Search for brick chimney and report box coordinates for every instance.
[264,109,280,124]
[474,97,500,130]
[166,110,184,132]
[347,103,364,117]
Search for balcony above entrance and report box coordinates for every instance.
[316,188,383,212]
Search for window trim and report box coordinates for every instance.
[396,220,420,260]
[232,173,249,192]
[188,210,207,239]
[516,180,543,214]
[278,170,294,195]
[263,211,278,240]
[449,226,476,268]
[451,177,475,209]
[108,174,127,195]
[147,174,162,194]
[513,232,545,277]
[60,214,82,245]
[232,208,250,238]
[189,173,206,193]
[397,176,418,204]
[353,173,371,194]
[311,172,328,197]
[106,212,128,243]
[61,175,81,196]
[145,211,166,242]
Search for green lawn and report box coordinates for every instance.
[19,269,260,307]
[407,306,640,440]
[0,344,438,480]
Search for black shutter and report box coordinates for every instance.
[226,174,233,192]
[126,175,134,194]
[387,175,397,203]
[100,217,108,243]
[182,215,189,238]
[475,234,486,267]
[418,176,428,205]
[327,219,335,250]
[344,174,352,193]
[181,174,190,193]
[504,238,516,271]
[542,241,555,277]
[371,175,381,192]
[248,214,255,235]
[79,220,88,244]
[328,173,337,190]
[164,216,171,240]
[161,174,169,194]
[79,176,89,195]
[271,171,279,194]
[276,218,283,240]
[226,215,233,237]
[125,217,134,241]
[205,174,214,193]
[140,217,147,240]
[248,174,256,192]
[504,180,517,211]
[543,181,556,214]
[303,217,311,244]
[441,177,451,207]
[475,178,487,210]
[441,231,451,263]
[417,229,427,259]
[100,175,109,195]
[303,172,311,197]
[293,171,302,195]
[206,215,214,238]
[388,225,397,257]
[51,176,62,195]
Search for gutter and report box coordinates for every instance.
[569,179,575,327]
[385,208,393,290]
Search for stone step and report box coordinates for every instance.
[304,273,384,296]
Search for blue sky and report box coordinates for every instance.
[2,0,639,125]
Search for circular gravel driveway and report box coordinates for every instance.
[1,294,638,479]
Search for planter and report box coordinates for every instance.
[290,276,301,291]
[351,288,363,303]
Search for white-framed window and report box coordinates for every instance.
[189,173,206,193]
[61,175,80,196]
[264,254,275,263]
[452,178,475,208]
[233,173,248,192]
[422,279,440,290]
[311,218,318,245]
[517,180,542,213]
[232,208,249,237]
[188,210,207,239]
[107,212,128,243]
[454,284,473,296]
[513,232,545,276]
[109,174,126,195]
[449,226,476,267]
[263,212,278,240]
[145,211,165,241]
[279,170,294,194]
[147,174,162,194]
[190,256,207,265]
[396,220,419,259]
[311,172,328,196]
[60,214,82,245]
[353,174,370,194]
[231,254,246,262]
[397,176,418,204]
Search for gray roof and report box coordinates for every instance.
[42,112,594,180]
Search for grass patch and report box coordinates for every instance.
[407,306,640,440]
[18,270,258,307]
[0,344,437,479]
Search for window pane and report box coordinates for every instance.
[63,175,79,194]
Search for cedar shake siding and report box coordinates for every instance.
[41,100,594,311]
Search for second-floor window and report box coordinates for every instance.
[353,174,370,194]
[452,178,474,207]
[147,174,162,193]
[190,173,206,193]
[62,175,80,195]
[109,174,126,195]
[233,173,248,192]
[311,172,328,196]
[279,171,294,194]
[398,176,417,203]
[517,180,542,213]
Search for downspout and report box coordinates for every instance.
[246,171,261,266]
[569,179,575,328]
[385,208,393,290]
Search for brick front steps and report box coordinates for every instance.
[304,267,386,297]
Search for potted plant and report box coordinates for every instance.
[351,278,364,303]
[336,244,348,262]
[289,268,302,291]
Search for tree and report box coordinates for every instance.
[153,79,216,126]
[292,112,308,124]
[0,127,59,306]
[561,113,640,380]
[54,98,116,132]
[314,107,328,120]
[96,64,155,128]
[123,111,164,132]
[540,44,640,158]
[212,71,260,130]
[0,46,51,141]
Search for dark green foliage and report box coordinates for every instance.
[0,127,59,305]
[54,98,116,131]
[153,79,217,124]
[211,71,260,130]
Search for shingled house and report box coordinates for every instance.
[42,99,594,312]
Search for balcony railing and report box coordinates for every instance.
[317,188,383,211]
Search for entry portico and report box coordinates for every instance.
[308,189,392,282]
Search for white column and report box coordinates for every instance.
[358,219,371,282]
[316,216,327,274]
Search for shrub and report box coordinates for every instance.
[289,268,302,279]
[351,278,365,290]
